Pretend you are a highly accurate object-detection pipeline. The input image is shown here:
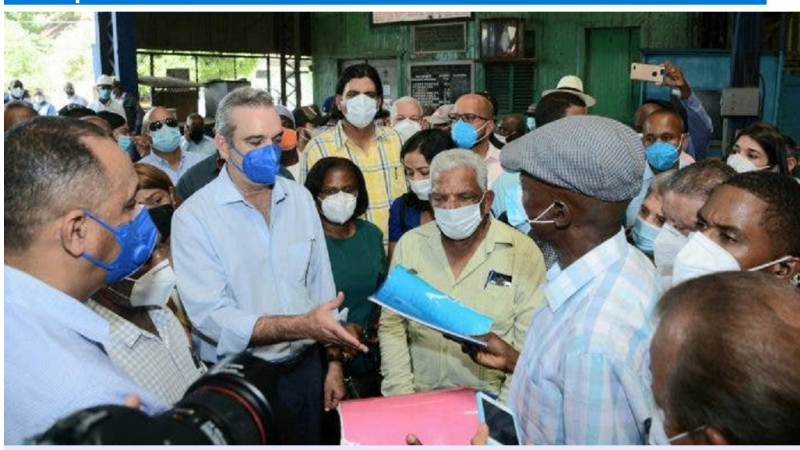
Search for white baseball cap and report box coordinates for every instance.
[96,74,115,87]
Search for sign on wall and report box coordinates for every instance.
[413,23,467,53]
[408,61,474,109]
[372,12,472,26]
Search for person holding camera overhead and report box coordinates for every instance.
[4,117,167,444]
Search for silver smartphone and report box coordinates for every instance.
[630,63,665,82]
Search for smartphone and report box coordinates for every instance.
[476,391,522,445]
[630,63,665,82]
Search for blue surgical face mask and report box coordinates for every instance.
[505,182,531,234]
[645,140,681,172]
[451,120,488,149]
[631,216,661,255]
[117,135,135,155]
[526,116,535,131]
[99,88,111,101]
[229,141,282,185]
[151,125,181,153]
[81,206,159,285]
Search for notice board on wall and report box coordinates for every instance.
[408,61,474,109]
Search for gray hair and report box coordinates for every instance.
[645,169,676,200]
[665,160,736,202]
[390,96,423,121]
[215,87,274,141]
[430,149,488,193]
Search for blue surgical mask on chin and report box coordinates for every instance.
[151,126,181,153]
[81,206,159,284]
[451,120,488,149]
[228,141,282,185]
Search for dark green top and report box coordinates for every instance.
[325,219,388,375]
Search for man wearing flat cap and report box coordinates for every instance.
[466,115,661,444]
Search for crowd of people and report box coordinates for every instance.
[5,61,800,445]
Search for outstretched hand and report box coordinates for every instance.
[307,292,369,353]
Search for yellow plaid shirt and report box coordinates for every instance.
[300,122,406,245]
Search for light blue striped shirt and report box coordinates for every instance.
[4,265,166,444]
[139,149,206,185]
[507,230,661,444]
[171,166,336,363]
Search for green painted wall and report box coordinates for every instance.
[310,12,694,114]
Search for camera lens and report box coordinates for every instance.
[31,352,282,445]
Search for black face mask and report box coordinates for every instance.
[189,129,205,143]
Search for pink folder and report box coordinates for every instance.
[338,387,480,445]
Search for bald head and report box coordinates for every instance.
[652,271,800,444]
[143,106,176,136]
[454,94,494,121]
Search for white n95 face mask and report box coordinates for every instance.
[726,153,770,173]
[127,259,177,308]
[321,191,358,224]
[394,119,422,140]
[344,94,378,129]
[434,196,485,240]
[409,178,432,201]
[672,232,740,286]
[654,223,688,269]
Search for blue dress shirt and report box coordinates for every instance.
[171,166,337,363]
[4,265,166,444]
[139,150,206,185]
[507,230,661,444]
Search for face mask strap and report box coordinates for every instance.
[748,255,793,272]
[528,202,556,225]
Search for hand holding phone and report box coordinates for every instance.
[476,392,523,445]
[630,63,665,83]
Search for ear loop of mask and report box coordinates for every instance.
[528,203,556,225]
[748,255,794,272]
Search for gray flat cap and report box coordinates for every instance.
[500,115,644,202]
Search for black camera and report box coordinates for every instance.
[32,353,285,445]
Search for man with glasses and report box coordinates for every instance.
[380,149,546,400]
[450,93,502,189]
[139,106,205,185]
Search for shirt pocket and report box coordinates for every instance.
[280,239,313,286]
[480,283,516,337]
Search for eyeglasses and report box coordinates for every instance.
[448,113,489,125]
[148,117,178,132]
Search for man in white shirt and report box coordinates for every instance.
[63,82,88,106]
[88,75,126,118]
